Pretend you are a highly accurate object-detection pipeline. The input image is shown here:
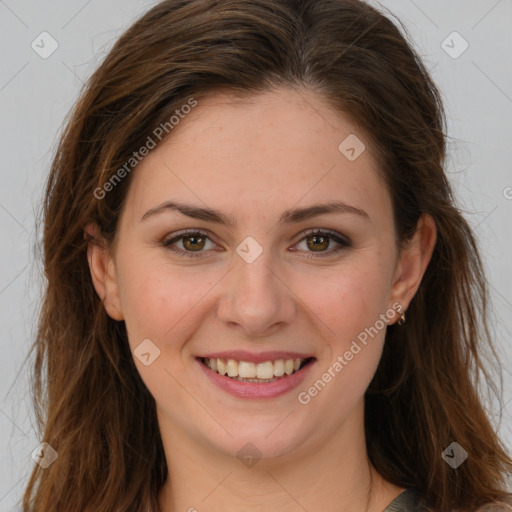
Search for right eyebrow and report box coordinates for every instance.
[140,199,369,226]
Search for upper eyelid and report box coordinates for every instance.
[164,228,350,248]
[163,228,215,243]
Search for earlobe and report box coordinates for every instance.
[85,223,124,321]
[389,214,437,324]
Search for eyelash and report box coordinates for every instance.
[162,228,351,259]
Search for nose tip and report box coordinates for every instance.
[216,250,296,337]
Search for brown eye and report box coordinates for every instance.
[163,228,350,259]
[306,233,330,252]
[295,229,351,258]
[182,234,206,251]
[163,230,215,258]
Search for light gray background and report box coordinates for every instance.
[1,0,511,509]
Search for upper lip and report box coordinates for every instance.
[197,350,315,364]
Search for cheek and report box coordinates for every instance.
[119,248,393,353]
[118,254,222,360]
[297,268,390,416]
[117,261,210,407]
[297,257,391,387]
[302,258,393,341]
[121,269,191,347]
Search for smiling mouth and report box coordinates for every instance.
[199,356,315,383]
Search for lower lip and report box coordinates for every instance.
[196,358,316,399]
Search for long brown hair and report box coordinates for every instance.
[23,0,512,510]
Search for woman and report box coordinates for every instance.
[22,0,512,511]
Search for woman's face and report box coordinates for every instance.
[90,87,430,463]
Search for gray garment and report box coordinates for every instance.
[382,489,428,512]
[381,489,512,511]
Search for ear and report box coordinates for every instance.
[84,222,124,321]
[388,214,436,324]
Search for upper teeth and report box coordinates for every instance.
[204,358,305,379]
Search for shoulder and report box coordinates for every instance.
[389,490,512,512]
[383,488,428,511]
[476,497,512,511]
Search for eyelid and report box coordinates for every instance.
[163,228,216,245]
[162,228,351,258]
[162,228,216,256]
[300,228,351,246]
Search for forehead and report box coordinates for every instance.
[122,87,392,228]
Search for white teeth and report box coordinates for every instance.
[217,359,227,375]
[256,361,274,379]
[238,361,256,378]
[203,357,310,379]
[274,359,285,377]
[226,359,238,377]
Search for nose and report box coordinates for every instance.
[216,246,297,338]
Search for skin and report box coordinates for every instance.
[87,86,436,512]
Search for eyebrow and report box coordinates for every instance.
[140,200,369,226]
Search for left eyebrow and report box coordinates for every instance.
[140,200,369,226]
[280,201,369,223]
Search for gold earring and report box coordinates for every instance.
[397,312,406,326]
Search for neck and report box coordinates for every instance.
[156,401,404,512]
